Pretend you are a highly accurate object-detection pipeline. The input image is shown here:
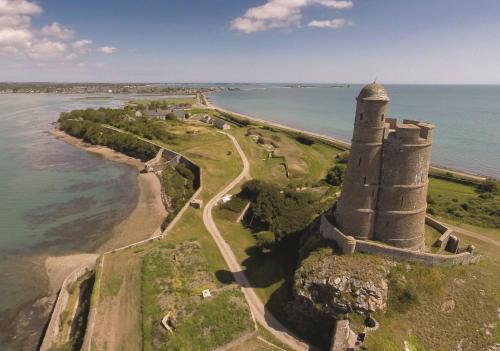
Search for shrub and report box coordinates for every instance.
[325,164,347,186]
[477,178,499,194]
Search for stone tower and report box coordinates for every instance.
[335,83,435,251]
[334,83,389,240]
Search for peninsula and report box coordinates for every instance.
[37,84,499,351]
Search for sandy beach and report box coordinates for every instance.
[46,129,167,292]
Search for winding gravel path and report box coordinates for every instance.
[202,132,313,351]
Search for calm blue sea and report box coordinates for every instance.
[0,94,139,350]
[211,84,500,178]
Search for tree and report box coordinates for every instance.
[326,164,346,186]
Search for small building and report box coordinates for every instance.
[190,199,203,209]
[212,117,230,130]
[201,289,211,299]
[135,110,143,118]
[219,194,232,205]
[172,108,187,120]
[201,114,212,124]
[144,109,170,120]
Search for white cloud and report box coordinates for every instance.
[308,18,352,28]
[231,0,353,33]
[99,46,117,54]
[72,39,92,53]
[0,0,100,64]
[0,27,31,45]
[41,22,74,40]
[0,14,30,28]
[27,40,66,59]
[0,0,42,15]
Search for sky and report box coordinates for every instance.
[0,0,499,84]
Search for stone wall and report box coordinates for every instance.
[39,260,96,351]
[319,215,474,266]
[320,216,356,254]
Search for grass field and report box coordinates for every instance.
[229,126,341,186]
[427,178,499,228]
[86,111,499,351]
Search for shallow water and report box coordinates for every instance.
[0,94,139,350]
[211,84,500,178]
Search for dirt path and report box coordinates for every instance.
[202,132,314,351]
[448,224,500,247]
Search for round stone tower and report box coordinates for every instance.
[374,120,434,249]
[334,83,389,239]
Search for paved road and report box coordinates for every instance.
[202,132,313,351]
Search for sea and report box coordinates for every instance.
[0,94,139,350]
[211,84,500,178]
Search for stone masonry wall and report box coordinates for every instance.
[319,215,473,266]
[39,260,96,351]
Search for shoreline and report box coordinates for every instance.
[205,94,490,181]
[46,129,167,292]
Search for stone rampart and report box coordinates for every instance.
[319,215,474,266]
[39,260,96,351]
[320,216,356,254]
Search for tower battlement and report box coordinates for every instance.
[385,118,435,144]
[334,83,435,251]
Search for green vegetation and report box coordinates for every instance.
[427,178,500,228]
[131,97,196,110]
[103,276,123,297]
[160,163,196,230]
[58,108,166,160]
[141,242,253,351]
[239,180,319,245]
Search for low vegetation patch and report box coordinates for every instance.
[141,241,253,351]
[160,163,196,230]
[427,178,499,228]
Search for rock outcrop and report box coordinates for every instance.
[286,246,391,348]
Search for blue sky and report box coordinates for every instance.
[1,0,499,83]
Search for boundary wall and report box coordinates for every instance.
[39,260,96,351]
[319,215,474,266]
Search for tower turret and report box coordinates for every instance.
[334,83,389,239]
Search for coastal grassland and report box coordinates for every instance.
[228,125,342,186]
[88,125,259,350]
[427,177,500,229]
[141,241,253,351]
[363,242,500,351]
[92,250,143,351]
[129,97,196,108]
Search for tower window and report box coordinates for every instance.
[381,113,385,121]
[363,176,367,185]
[358,157,362,166]
[359,113,363,121]
[401,196,404,207]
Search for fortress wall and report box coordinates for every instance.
[355,240,474,266]
[39,260,96,351]
[319,215,473,266]
[320,216,356,254]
